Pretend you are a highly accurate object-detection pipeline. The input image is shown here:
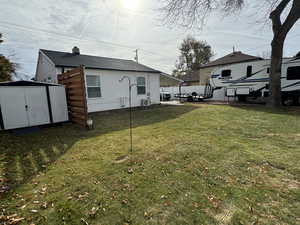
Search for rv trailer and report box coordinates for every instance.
[208,56,300,105]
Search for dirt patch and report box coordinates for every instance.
[281,178,300,190]
[214,203,237,225]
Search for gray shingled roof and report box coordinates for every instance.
[179,71,199,82]
[0,81,60,86]
[200,51,263,68]
[40,49,161,73]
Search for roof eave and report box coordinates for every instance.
[199,58,264,69]
[55,65,161,73]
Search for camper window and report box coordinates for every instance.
[86,75,101,98]
[287,66,300,80]
[247,66,252,77]
[221,70,231,78]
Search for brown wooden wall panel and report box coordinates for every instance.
[67,89,85,96]
[69,101,86,108]
[58,65,88,128]
[69,96,85,101]
[70,107,86,114]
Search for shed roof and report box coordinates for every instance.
[200,51,263,68]
[40,49,161,73]
[160,73,184,82]
[178,71,199,82]
[0,80,61,86]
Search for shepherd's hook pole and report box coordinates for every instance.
[119,76,134,153]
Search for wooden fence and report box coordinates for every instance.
[58,66,88,127]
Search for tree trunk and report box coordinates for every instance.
[268,36,284,108]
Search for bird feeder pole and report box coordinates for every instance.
[119,76,135,153]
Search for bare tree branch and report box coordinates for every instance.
[160,0,245,29]
[160,0,300,107]
[269,0,291,32]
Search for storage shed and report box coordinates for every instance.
[0,81,68,130]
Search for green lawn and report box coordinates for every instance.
[1,104,300,225]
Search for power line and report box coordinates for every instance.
[0,21,136,49]
[0,20,176,61]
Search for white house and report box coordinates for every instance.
[35,47,161,113]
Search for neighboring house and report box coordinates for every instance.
[178,71,200,86]
[35,47,161,113]
[197,51,263,85]
[160,73,183,87]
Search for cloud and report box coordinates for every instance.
[0,0,299,79]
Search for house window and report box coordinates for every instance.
[86,75,101,98]
[287,66,300,80]
[221,70,231,78]
[137,77,146,95]
[247,66,252,77]
[267,67,270,74]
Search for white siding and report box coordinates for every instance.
[35,51,58,83]
[85,69,160,113]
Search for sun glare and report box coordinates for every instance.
[122,0,138,10]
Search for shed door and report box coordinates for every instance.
[48,86,69,123]
[0,87,29,129]
[24,87,50,126]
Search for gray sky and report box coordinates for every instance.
[0,0,300,80]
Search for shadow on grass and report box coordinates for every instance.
[0,104,197,196]
[228,104,300,117]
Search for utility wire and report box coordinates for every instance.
[0,20,176,61]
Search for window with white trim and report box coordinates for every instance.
[86,75,101,98]
[137,77,146,95]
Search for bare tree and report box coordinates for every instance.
[161,0,300,107]
[173,36,213,77]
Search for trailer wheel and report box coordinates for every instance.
[282,97,295,106]
[187,96,193,102]
[237,95,247,102]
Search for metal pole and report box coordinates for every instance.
[119,76,134,153]
[129,84,133,153]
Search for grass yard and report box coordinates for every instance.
[0,104,300,225]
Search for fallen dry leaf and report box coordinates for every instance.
[20,205,27,210]
[81,218,89,225]
[88,207,99,217]
[9,217,25,225]
[41,202,48,209]
[122,199,128,205]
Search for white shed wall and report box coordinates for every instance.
[49,86,69,123]
[160,85,206,99]
[160,85,227,101]
[0,85,69,130]
[85,69,160,113]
